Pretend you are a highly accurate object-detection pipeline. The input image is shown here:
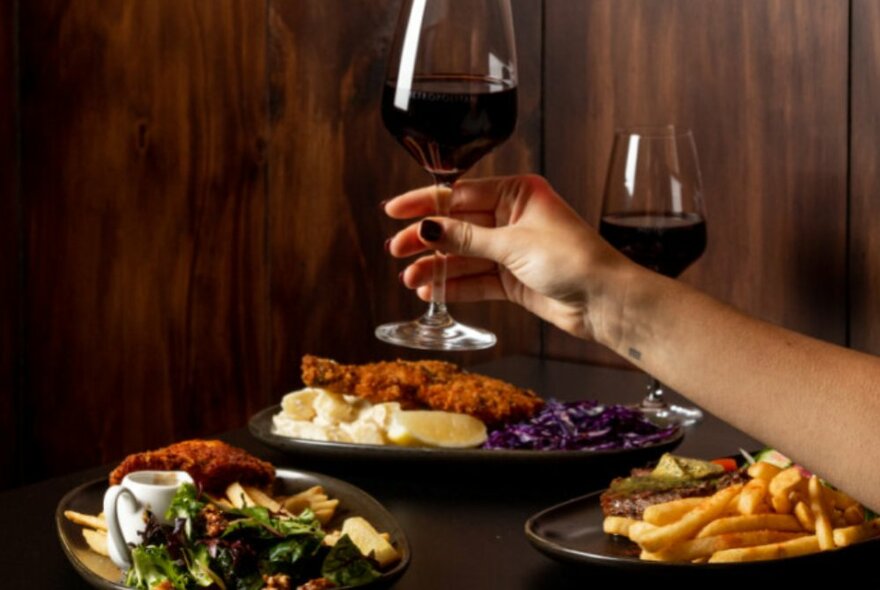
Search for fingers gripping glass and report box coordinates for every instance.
[599,126,707,426]
[376,0,518,350]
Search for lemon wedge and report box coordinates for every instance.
[387,410,487,448]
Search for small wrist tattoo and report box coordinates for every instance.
[628,347,642,360]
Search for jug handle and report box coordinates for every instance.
[103,484,136,568]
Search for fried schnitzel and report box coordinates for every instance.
[301,355,544,424]
[109,440,275,493]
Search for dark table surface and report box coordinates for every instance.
[4,356,767,588]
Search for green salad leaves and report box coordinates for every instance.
[126,545,194,590]
[122,483,384,590]
[322,536,381,587]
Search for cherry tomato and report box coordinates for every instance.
[711,458,738,472]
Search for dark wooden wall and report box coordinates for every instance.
[851,0,880,354]
[4,0,541,488]
[544,0,849,365]
[1,0,18,485]
[0,0,874,488]
[18,0,272,484]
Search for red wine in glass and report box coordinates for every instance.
[382,75,517,182]
[376,0,518,351]
[599,212,707,278]
[599,126,708,426]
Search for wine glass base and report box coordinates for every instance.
[375,318,496,351]
[638,403,704,427]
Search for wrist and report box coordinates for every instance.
[583,257,661,355]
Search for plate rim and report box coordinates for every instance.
[249,403,684,461]
[56,466,411,589]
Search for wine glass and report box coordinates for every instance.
[376,0,518,351]
[599,126,707,425]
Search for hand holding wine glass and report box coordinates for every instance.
[599,126,708,425]
[386,175,629,341]
[377,0,518,351]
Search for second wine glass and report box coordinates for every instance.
[599,126,707,426]
[376,0,518,351]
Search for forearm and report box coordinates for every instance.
[592,266,880,510]
[388,174,880,508]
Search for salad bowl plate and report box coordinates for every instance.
[57,468,411,589]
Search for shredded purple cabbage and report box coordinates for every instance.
[482,399,679,451]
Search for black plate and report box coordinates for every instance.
[525,489,880,577]
[249,404,683,467]
[56,468,410,589]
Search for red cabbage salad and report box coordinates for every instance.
[482,399,679,451]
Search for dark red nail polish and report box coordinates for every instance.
[420,219,442,242]
[398,270,405,284]
[379,199,389,211]
[384,238,392,253]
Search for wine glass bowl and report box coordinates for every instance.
[381,75,517,185]
[377,0,517,350]
[599,126,707,425]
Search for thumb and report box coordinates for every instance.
[418,217,505,263]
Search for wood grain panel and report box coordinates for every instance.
[851,0,880,355]
[8,0,859,486]
[456,0,544,366]
[0,0,19,489]
[544,0,849,366]
[267,0,543,398]
[19,0,269,480]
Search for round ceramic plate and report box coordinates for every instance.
[56,468,410,589]
[249,404,683,467]
[525,490,880,576]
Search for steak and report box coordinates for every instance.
[600,469,748,520]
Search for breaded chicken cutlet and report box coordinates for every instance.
[301,355,544,424]
[109,439,274,493]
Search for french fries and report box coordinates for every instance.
[827,488,859,511]
[768,467,804,514]
[696,514,801,538]
[225,483,340,524]
[341,516,402,567]
[737,478,769,515]
[602,458,880,564]
[832,518,880,547]
[632,485,742,552]
[643,497,704,525]
[747,461,782,482]
[241,485,283,513]
[808,475,834,550]
[64,510,107,531]
[82,528,110,556]
[225,482,257,509]
[644,530,804,562]
[793,501,816,532]
[280,485,339,524]
[603,516,638,537]
[844,504,865,525]
[627,521,658,541]
[708,535,820,563]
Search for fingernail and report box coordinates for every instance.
[419,219,442,242]
[384,238,392,253]
[398,270,405,284]
[379,199,389,211]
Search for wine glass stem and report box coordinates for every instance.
[424,180,453,325]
